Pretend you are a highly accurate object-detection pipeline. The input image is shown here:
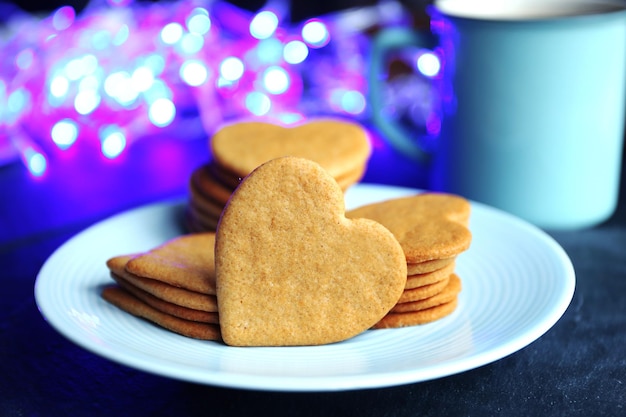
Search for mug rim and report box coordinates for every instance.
[432,0,626,23]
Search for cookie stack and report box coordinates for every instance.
[346,193,472,328]
[101,233,222,341]
[186,119,372,233]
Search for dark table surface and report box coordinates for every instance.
[1,124,625,417]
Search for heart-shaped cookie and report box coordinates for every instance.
[215,156,407,347]
[210,119,371,180]
[347,193,472,263]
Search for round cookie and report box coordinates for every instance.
[110,273,219,323]
[102,286,221,341]
[405,261,456,290]
[393,274,461,313]
[373,298,459,329]
[124,233,217,295]
[407,257,455,275]
[398,276,450,304]
[191,163,234,207]
[107,255,218,312]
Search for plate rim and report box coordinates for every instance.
[34,184,576,391]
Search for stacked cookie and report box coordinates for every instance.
[346,193,472,328]
[101,233,222,341]
[186,119,372,233]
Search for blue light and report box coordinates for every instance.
[256,38,283,64]
[340,90,366,115]
[250,11,278,40]
[16,49,34,70]
[142,54,166,76]
[245,92,271,115]
[112,24,129,46]
[283,40,308,64]
[179,33,204,54]
[7,88,29,114]
[25,149,47,177]
[187,9,211,35]
[51,119,79,149]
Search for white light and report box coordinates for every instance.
[27,151,47,176]
[74,90,101,115]
[219,57,244,81]
[51,119,78,149]
[148,98,176,127]
[143,54,165,75]
[250,11,279,39]
[50,75,69,98]
[104,71,138,106]
[132,66,155,92]
[100,127,126,159]
[180,60,208,86]
[180,33,204,54]
[302,20,329,47]
[417,52,441,77]
[161,23,184,45]
[245,92,271,116]
[263,66,289,94]
[142,79,172,103]
[187,10,211,35]
[78,75,99,92]
[283,40,308,64]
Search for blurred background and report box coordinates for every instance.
[0,0,436,244]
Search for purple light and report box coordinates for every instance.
[0,0,398,178]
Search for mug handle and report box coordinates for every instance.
[368,27,436,162]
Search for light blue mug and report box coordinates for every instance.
[369,0,626,230]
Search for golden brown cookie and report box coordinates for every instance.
[210,119,371,183]
[373,298,459,329]
[107,255,218,312]
[405,261,456,290]
[393,274,461,313]
[398,276,450,304]
[186,199,220,231]
[191,163,235,207]
[346,193,472,263]
[101,286,221,341]
[110,273,219,323]
[406,257,456,275]
[124,233,217,295]
[216,156,407,347]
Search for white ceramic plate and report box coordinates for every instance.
[35,184,575,392]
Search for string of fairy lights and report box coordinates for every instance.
[0,0,440,177]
